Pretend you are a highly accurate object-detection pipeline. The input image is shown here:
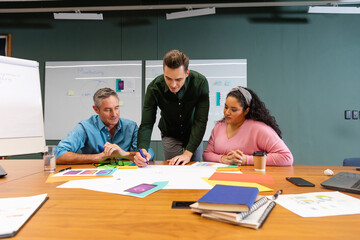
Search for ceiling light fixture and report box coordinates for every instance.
[308,6,360,14]
[54,10,103,20]
[166,7,215,20]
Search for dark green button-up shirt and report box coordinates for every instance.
[138,70,209,153]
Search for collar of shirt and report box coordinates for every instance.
[163,73,190,100]
[95,115,122,135]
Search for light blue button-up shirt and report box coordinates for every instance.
[57,115,138,158]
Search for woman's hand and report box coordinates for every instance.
[221,150,247,165]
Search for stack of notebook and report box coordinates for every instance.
[190,185,271,229]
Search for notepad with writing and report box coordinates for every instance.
[197,185,259,212]
[0,194,49,238]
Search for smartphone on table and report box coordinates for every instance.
[171,201,196,209]
[286,177,315,187]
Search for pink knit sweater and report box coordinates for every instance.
[203,119,293,166]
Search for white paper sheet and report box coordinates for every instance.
[274,191,360,217]
[114,165,215,189]
[0,194,48,236]
[57,178,164,197]
[57,165,215,195]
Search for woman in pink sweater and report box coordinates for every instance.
[203,87,293,166]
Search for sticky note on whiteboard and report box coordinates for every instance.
[119,100,124,106]
[67,90,74,96]
[216,92,221,106]
[116,79,124,92]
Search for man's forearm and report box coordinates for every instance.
[137,123,154,150]
[56,152,106,165]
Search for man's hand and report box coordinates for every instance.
[103,142,129,159]
[133,148,151,167]
[167,150,193,166]
[220,150,247,165]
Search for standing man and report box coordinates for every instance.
[135,49,209,166]
[56,88,138,164]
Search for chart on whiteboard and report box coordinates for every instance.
[44,61,142,140]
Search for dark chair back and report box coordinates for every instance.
[343,158,360,166]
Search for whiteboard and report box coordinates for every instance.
[145,59,247,141]
[45,61,142,140]
[0,56,46,156]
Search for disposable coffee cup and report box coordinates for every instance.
[43,146,57,173]
[253,151,266,172]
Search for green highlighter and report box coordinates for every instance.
[216,165,241,171]
[217,165,239,169]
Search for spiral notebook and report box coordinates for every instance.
[198,200,273,229]
[191,196,274,229]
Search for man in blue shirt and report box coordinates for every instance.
[56,88,138,164]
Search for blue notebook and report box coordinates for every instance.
[197,185,259,212]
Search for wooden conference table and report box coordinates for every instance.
[0,160,359,240]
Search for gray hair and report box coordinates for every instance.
[93,88,118,109]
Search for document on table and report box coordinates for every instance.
[57,165,217,196]
[114,165,215,189]
[0,194,48,238]
[58,177,168,198]
[274,191,360,217]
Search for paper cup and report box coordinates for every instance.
[253,151,266,172]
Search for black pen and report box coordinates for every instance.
[59,167,72,172]
[272,189,283,201]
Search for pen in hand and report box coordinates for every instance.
[98,145,105,152]
[139,149,148,165]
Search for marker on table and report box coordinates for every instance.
[59,167,72,172]
[139,149,148,164]
[98,145,105,152]
[272,189,283,201]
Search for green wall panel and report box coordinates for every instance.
[2,9,360,165]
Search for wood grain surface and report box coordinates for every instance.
[0,160,359,240]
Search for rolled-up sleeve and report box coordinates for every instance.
[56,124,86,158]
[186,79,209,153]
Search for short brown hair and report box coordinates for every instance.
[93,88,118,109]
[163,49,189,71]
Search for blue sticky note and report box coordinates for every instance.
[216,92,221,106]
